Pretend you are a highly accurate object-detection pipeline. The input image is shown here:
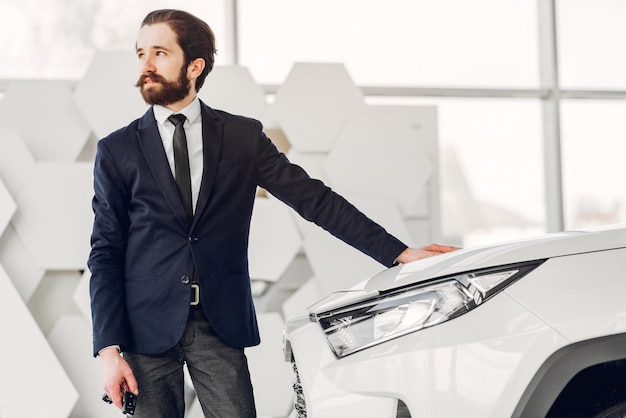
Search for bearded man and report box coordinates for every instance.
[88,9,457,417]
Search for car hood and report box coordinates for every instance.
[308,224,626,313]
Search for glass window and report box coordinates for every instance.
[368,96,546,246]
[239,0,539,88]
[0,0,228,80]
[560,100,626,228]
[557,0,626,90]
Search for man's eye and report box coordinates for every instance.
[156,51,166,56]
[137,53,145,59]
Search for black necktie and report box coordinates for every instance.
[168,114,193,220]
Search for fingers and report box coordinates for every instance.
[103,383,124,409]
[425,243,461,253]
[395,244,461,264]
[123,369,140,396]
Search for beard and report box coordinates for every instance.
[136,65,191,106]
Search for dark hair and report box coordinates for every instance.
[141,9,216,91]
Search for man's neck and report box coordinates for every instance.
[164,92,197,113]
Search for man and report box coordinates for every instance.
[88,9,457,417]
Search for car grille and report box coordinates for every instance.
[291,362,307,417]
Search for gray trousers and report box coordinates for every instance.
[124,307,257,417]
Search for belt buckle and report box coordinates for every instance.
[190,283,200,306]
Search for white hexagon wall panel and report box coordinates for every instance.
[361,105,439,219]
[303,227,387,295]
[0,225,44,302]
[0,81,91,161]
[282,278,324,320]
[73,269,92,324]
[74,50,148,138]
[248,197,302,281]
[0,265,78,418]
[272,63,365,152]
[0,126,36,196]
[246,312,294,418]
[360,105,438,154]
[324,114,434,215]
[342,195,413,245]
[12,162,94,269]
[286,149,330,184]
[199,65,268,120]
[27,270,83,335]
[48,315,120,418]
[0,178,15,235]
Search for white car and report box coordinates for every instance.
[283,224,626,418]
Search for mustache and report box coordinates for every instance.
[136,72,167,87]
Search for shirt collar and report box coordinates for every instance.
[153,96,201,126]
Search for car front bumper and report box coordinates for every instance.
[284,290,568,418]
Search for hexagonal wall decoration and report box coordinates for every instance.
[48,315,120,418]
[0,81,91,161]
[282,278,324,320]
[248,197,302,281]
[264,127,291,155]
[286,149,329,184]
[360,105,439,220]
[0,178,16,236]
[199,65,268,121]
[246,312,295,418]
[0,225,44,302]
[27,270,83,335]
[12,162,94,270]
[272,63,365,152]
[324,113,434,215]
[341,195,413,245]
[0,265,78,418]
[73,269,92,324]
[359,105,439,154]
[0,126,36,196]
[74,50,148,138]
[303,227,388,295]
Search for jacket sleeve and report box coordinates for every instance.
[254,126,407,267]
[88,139,131,356]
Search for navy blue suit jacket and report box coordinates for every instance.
[88,101,407,356]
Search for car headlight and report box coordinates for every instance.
[314,260,544,358]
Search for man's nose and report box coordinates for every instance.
[140,56,156,73]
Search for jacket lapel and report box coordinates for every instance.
[192,102,223,228]
[136,108,191,229]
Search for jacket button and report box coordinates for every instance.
[189,236,198,243]
[181,275,190,284]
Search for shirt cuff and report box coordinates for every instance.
[98,345,121,356]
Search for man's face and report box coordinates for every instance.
[135,23,191,106]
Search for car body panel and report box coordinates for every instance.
[507,247,626,342]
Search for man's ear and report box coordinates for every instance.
[187,58,206,79]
